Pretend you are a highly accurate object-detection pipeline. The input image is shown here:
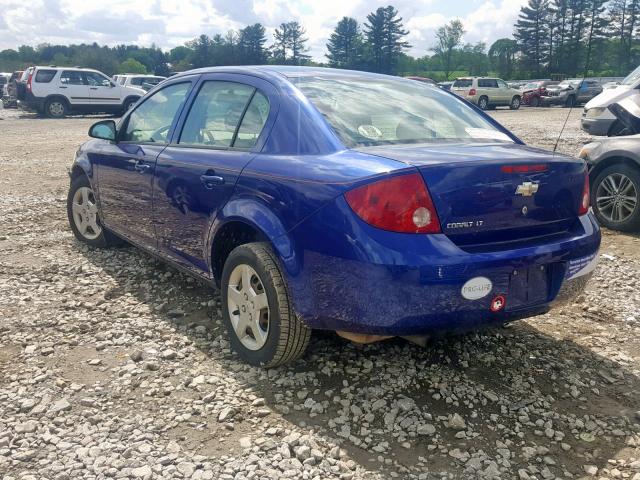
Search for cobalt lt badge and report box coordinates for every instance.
[515,181,539,197]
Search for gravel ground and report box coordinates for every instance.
[1,106,640,480]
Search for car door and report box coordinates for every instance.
[85,71,121,107]
[496,79,511,104]
[153,74,276,275]
[94,79,195,246]
[59,70,91,106]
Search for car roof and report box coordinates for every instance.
[171,65,424,84]
[33,66,102,73]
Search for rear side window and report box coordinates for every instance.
[122,82,191,143]
[234,92,270,149]
[35,70,57,83]
[61,71,85,85]
[453,79,472,88]
[478,79,498,88]
[179,81,255,148]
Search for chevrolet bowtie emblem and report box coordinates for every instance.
[515,181,539,197]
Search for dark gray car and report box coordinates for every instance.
[543,79,603,107]
[580,96,640,230]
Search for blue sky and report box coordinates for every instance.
[0,0,527,60]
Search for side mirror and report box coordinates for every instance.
[89,120,116,141]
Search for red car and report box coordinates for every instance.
[522,80,559,107]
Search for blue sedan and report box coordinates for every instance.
[67,66,601,367]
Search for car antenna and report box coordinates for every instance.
[553,53,593,153]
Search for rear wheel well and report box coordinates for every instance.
[123,96,140,108]
[589,156,640,187]
[211,221,269,285]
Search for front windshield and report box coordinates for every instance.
[622,65,640,86]
[293,74,513,148]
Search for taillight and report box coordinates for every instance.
[469,88,477,96]
[344,172,441,234]
[579,171,590,215]
[26,70,34,91]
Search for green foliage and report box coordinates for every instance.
[326,17,364,69]
[363,5,410,74]
[271,21,311,65]
[119,58,147,74]
[0,3,638,81]
[433,19,465,80]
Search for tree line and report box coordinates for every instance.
[0,2,637,81]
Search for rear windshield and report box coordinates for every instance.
[294,74,513,148]
[453,79,472,88]
[35,69,57,83]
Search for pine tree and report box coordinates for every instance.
[271,22,310,65]
[363,6,410,74]
[238,23,268,64]
[326,17,363,69]
[514,0,550,76]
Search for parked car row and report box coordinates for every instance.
[451,77,522,110]
[1,66,168,117]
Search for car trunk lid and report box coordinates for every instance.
[357,142,587,250]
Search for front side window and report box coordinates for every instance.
[122,82,191,143]
[60,71,85,85]
[294,74,514,148]
[85,72,112,87]
[179,81,255,148]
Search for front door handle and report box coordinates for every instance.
[134,162,151,173]
[200,174,225,189]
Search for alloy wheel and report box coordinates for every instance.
[71,186,102,240]
[596,172,638,223]
[49,101,64,117]
[227,264,270,350]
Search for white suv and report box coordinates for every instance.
[18,66,145,118]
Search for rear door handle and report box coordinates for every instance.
[134,162,151,173]
[59,86,67,89]
[200,174,225,189]
[90,87,98,90]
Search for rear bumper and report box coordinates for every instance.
[581,116,615,136]
[541,95,568,106]
[18,92,44,112]
[282,199,601,336]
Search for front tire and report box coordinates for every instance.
[67,175,119,247]
[221,243,311,368]
[530,96,540,107]
[591,164,640,232]
[510,96,521,110]
[123,97,139,113]
[45,98,67,118]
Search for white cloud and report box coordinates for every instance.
[0,0,528,60]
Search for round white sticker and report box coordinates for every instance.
[461,277,493,300]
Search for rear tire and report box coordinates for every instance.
[478,96,489,110]
[45,98,67,118]
[591,164,640,232]
[221,243,311,368]
[510,96,521,110]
